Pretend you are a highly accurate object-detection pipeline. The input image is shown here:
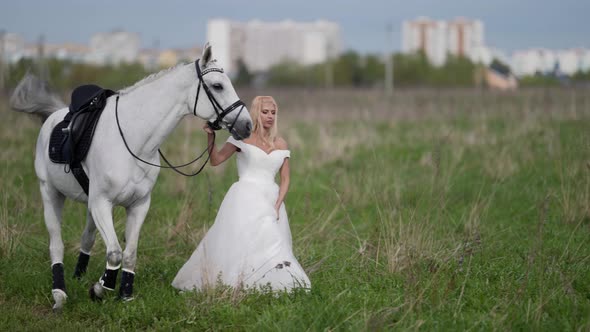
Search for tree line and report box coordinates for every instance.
[3,58,150,93]
[2,52,590,93]
[235,51,479,88]
[238,51,590,88]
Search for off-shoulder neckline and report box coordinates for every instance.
[228,137,289,156]
[242,142,289,156]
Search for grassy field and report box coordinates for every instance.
[1,88,589,330]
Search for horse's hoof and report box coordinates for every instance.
[119,295,135,302]
[52,304,63,313]
[89,283,105,301]
[52,289,67,312]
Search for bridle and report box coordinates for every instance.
[114,59,246,177]
[194,59,246,135]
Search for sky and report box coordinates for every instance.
[1,0,588,54]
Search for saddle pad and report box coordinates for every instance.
[48,108,105,165]
[49,121,69,163]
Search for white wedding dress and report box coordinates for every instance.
[172,137,311,292]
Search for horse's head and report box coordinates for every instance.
[192,43,252,140]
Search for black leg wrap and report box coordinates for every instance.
[119,270,135,300]
[100,268,119,290]
[52,263,66,292]
[73,252,90,279]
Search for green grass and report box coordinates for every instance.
[1,89,589,330]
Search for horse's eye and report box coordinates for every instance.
[212,83,223,90]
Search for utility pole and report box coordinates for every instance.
[385,23,394,95]
[391,26,394,92]
[0,30,5,93]
[325,41,333,89]
[37,34,47,81]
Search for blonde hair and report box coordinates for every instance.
[250,96,279,148]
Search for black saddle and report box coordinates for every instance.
[49,84,116,195]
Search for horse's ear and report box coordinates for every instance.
[201,42,212,67]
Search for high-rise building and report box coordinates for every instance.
[402,17,484,66]
[447,18,484,59]
[207,19,341,74]
[402,17,447,66]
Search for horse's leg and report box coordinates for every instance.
[40,181,67,312]
[119,195,151,301]
[73,210,96,279]
[87,197,122,300]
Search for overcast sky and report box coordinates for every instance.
[1,0,588,54]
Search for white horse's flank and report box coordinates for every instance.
[10,45,252,311]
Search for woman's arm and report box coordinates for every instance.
[275,159,290,210]
[274,138,290,219]
[204,124,238,166]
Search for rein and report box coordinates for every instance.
[114,59,245,177]
[115,95,212,176]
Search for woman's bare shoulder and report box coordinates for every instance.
[275,137,288,150]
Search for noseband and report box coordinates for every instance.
[193,59,246,136]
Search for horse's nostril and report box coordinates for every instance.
[246,122,252,132]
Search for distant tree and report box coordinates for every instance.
[306,63,328,87]
[392,51,432,86]
[332,51,362,86]
[519,74,560,87]
[234,58,253,86]
[572,70,590,82]
[360,54,385,87]
[100,62,148,90]
[267,61,308,86]
[7,58,36,89]
[436,55,476,86]
[389,52,478,87]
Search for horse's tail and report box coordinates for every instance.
[9,73,66,123]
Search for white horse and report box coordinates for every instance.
[10,44,252,311]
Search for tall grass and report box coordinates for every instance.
[0,88,589,330]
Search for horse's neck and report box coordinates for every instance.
[118,65,193,157]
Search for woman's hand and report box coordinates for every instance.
[203,124,215,135]
[274,203,281,221]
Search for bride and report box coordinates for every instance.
[172,96,311,292]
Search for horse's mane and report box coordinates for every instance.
[119,60,220,95]
[119,62,187,95]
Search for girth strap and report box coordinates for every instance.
[71,164,90,195]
